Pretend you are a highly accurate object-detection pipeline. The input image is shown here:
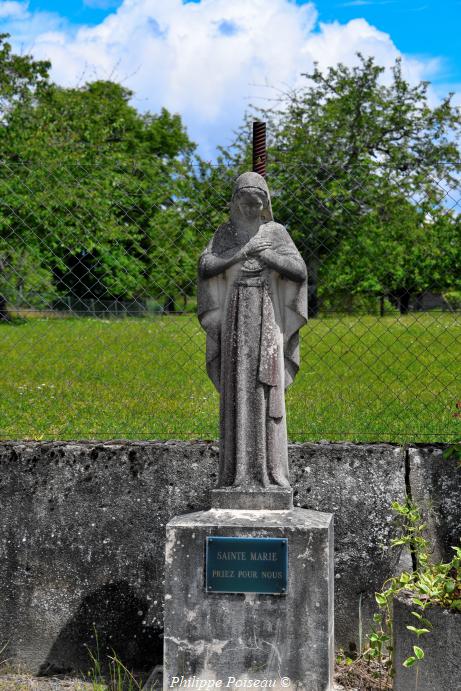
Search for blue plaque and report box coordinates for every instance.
[206,536,288,594]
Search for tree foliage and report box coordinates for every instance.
[222,55,461,314]
[1,38,461,318]
[0,34,201,313]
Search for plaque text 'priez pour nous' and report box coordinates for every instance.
[205,536,288,594]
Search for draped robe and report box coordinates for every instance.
[198,220,307,489]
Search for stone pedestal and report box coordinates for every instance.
[211,487,293,510]
[163,508,334,691]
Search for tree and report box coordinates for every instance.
[0,33,51,319]
[0,39,199,313]
[224,55,461,314]
[319,199,461,313]
[0,32,50,127]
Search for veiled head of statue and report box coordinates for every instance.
[231,172,273,224]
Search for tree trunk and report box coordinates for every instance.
[0,295,9,321]
[393,290,411,315]
[164,296,176,314]
[379,294,385,317]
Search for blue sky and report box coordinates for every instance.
[314,0,461,85]
[2,0,461,157]
[27,0,123,24]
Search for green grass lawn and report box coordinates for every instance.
[1,312,460,443]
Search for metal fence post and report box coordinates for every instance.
[252,121,267,177]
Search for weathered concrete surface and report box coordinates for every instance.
[393,594,461,691]
[408,445,461,562]
[289,442,407,654]
[0,441,218,677]
[164,509,334,691]
[0,441,459,674]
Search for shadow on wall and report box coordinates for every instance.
[38,581,162,677]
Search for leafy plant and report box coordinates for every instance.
[365,499,461,682]
[337,498,461,690]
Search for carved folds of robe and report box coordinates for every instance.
[198,174,307,489]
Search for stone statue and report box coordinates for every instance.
[198,172,307,490]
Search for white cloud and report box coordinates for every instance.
[0,1,28,19]
[303,18,441,85]
[0,0,447,158]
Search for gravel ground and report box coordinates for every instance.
[0,676,94,690]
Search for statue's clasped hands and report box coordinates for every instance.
[242,236,272,260]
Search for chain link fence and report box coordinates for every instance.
[1,156,460,442]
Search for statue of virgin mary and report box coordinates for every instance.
[198,172,307,490]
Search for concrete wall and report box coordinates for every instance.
[0,441,459,676]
